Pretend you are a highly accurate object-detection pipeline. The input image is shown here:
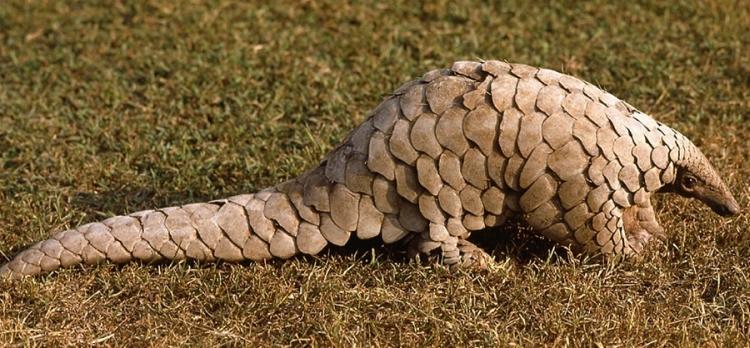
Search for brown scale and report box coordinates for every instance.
[0,60,740,278]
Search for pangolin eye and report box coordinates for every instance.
[682,175,697,190]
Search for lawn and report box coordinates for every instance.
[0,0,748,346]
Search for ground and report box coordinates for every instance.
[0,0,748,346]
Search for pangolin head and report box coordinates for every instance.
[666,139,740,217]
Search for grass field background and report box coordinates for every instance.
[0,0,748,346]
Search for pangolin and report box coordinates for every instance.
[0,60,741,278]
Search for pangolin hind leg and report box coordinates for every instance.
[406,227,495,269]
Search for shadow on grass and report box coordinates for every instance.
[317,218,565,268]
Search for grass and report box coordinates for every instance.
[0,0,748,346]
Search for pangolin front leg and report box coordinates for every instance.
[622,198,666,255]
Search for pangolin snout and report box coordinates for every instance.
[711,194,741,217]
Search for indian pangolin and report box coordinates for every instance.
[0,60,741,278]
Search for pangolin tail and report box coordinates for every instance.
[0,178,321,278]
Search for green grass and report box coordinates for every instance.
[0,0,748,346]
